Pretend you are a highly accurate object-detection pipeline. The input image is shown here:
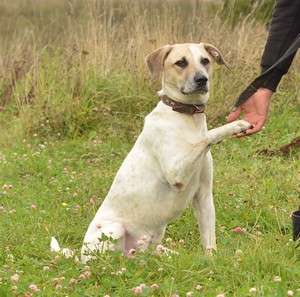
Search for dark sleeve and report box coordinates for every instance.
[259,0,300,92]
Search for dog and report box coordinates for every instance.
[81,42,251,263]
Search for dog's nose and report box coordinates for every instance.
[194,74,208,86]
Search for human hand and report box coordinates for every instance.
[227,88,273,136]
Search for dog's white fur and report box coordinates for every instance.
[81,43,251,262]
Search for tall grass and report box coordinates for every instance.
[221,0,275,26]
[0,0,298,141]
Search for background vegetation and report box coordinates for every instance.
[0,0,299,296]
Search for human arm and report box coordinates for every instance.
[227,0,300,136]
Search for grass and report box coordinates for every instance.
[0,96,299,297]
[0,0,300,296]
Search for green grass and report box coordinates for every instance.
[0,90,299,297]
[0,1,300,296]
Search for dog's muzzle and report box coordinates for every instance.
[193,74,208,93]
[181,74,208,95]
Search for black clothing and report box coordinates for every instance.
[235,0,300,107]
[261,0,300,91]
[235,34,300,107]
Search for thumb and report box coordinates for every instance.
[227,106,241,122]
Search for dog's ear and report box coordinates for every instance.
[203,43,229,69]
[146,45,173,80]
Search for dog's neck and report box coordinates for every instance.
[159,85,209,105]
[160,95,205,115]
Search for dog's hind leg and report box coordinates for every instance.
[151,226,166,246]
[81,221,125,263]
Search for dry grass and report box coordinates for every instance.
[0,0,299,140]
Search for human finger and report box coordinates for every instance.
[226,106,241,122]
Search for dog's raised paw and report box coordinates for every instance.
[235,120,252,133]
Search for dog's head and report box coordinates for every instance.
[146,43,228,104]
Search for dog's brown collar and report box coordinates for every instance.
[160,95,205,115]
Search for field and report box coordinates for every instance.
[0,0,300,296]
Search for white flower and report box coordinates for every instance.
[128,248,136,257]
[10,274,20,283]
[156,244,167,253]
[50,237,74,258]
[249,287,257,293]
[156,244,179,256]
[61,248,74,259]
[79,270,91,279]
[132,286,143,295]
[186,292,193,297]
[235,249,243,256]
[69,278,77,285]
[31,204,37,209]
[287,290,294,296]
[7,254,14,261]
[50,237,61,252]
[28,284,40,292]
[2,184,13,190]
[273,276,281,282]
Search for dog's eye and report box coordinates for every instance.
[201,57,210,66]
[175,58,188,68]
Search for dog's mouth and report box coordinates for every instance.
[181,86,208,95]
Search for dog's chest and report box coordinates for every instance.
[182,114,207,141]
[193,113,207,132]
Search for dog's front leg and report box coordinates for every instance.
[207,120,251,144]
[154,121,249,190]
[157,140,210,191]
[149,120,250,191]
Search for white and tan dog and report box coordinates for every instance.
[81,42,251,262]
